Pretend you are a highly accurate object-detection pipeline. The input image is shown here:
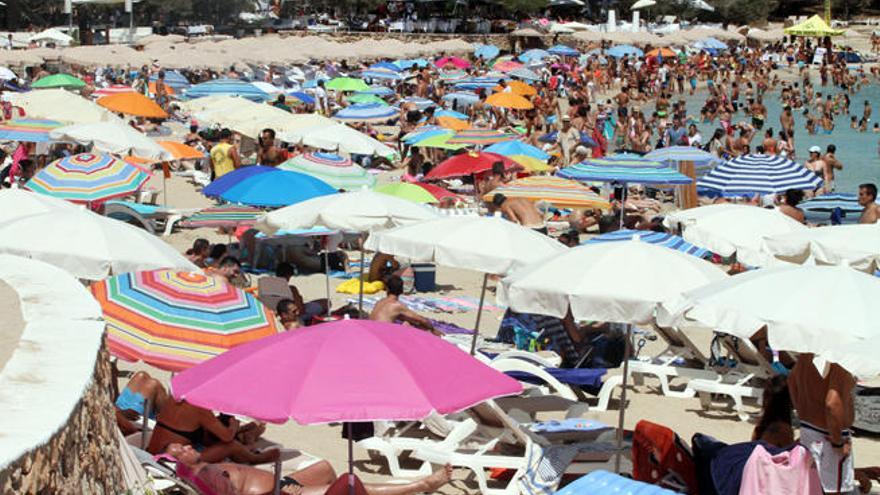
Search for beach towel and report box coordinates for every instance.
[739,444,821,495]
[710,441,792,495]
[556,471,679,495]
[632,420,699,494]
[349,295,503,314]
[336,278,384,295]
[517,443,580,495]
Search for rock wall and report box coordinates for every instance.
[0,347,125,495]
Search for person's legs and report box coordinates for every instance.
[200,441,279,464]
[294,465,452,495]
[126,371,169,414]
[286,460,336,486]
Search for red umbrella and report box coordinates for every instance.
[414,182,459,201]
[425,151,520,180]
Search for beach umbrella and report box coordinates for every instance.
[762,224,880,273]
[332,103,398,124]
[413,182,458,202]
[507,155,553,173]
[394,58,429,69]
[485,140,550,160]
[8,88,123,125]
[606,45,644,58]
[508,68,541,81]
[148,81,177,97]
[438,70,468,84]
[325,77,369,92]
[97,92,168,119]
[0,67,17,80]
[557,159,693,185]
[92,84,136,97]
[448,129,518,146]
[0,189,79,223]
[474,43,500,60]
[646,48,677,58]
[91,269,280,372]
[158,141,203,161]
[663,204,807,267]
[375,183,440,204]
[437,116,471,131]
[150,70,190,91]
[0,203,196,280]
[278,152,376,191]
[539,130,598,147]
[0,118,64,142]
[402,96,436,110]
[800,193,876,219]
[494,80,537,96]
[202,165,276,198]
[219,169,336,208]
[483,176,610,210]
[435,56,471,69]
[631,0,656,8]
[360,69,403,81]
[435,109,469,120]
[31,73,85,89]
[659,265,880,378]
[347,93,386,105]
[493,60,524,73]
[49,122,171,161]
[694,37,728,50]
[454,78,503,91]
[426,151,519,180]
[410,133,464,151]
[25,152,150,205]
[291,122,396,157]
[185,79,270,102]
[548,44,580,57]
[287,91,316,105]
[698,154,822,197]
[179,205,263,229]
[402,125,448,143]
[519,49,550,63]
[368,61,401,72]
[442,91,481,106]
[645,146,722,177]
[584,229,712,258]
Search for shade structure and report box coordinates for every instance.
[31,73,85,89]
[219,169,337,208]
[646,48,677,58]
[256,189,438,234]
[663,204,807,267]
[92,270,280,372]
[548,44,580,57]
[605,45,643,58]
[800,193,866,215]
[659,265,880,378]
[507,155,552,173]
[0,189,79,223]
[332,103,398,124]
[287,122,396,157]
[584,229,711,258]
[360,69,403,81]
[426,151,519,180]
[402,97,436,110]
[8,89,123,125]
[0,118,64,142]
[368,62,401,72]
[494,81,537,98]
[437,116,470,131]
[148,81,176,96]
[485,140,551,160]
[455,78,503,91]
[499,239,726,323]
[402,126,448,143]
[484,176,610,210]
[493,60,524,73]
[49,122,171,161]
[435,56,471,69]
[171,319,522,424]
[92,84,137,97]
[26,152,150,204]
[485,92,533,110]
[644,146,722,177]
[762,224,880,273]
[96,92,168,119]
[438,70,468,83]
[374,183,439,204]
[410,133,464,151]
[325,77,369,92]
[474,43,500,60]
[0,205,196,280]
[694,37,728,50]
[442,91,482,106]
[278,152,376,191]
[158,141,204,160]
[509,68,541,81]
[185,79,270,102]
[557,160,693,185]
[697,154,822,197]
[347,93,387,105]
[150,70,190,91]
[436,109,469,120]
[414,182,459,202]
[448,129,518,146]
[784,15,845,37]
[180,206,264,229]
[519,49,550,63]
[202,165,276,198]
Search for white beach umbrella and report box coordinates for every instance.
[631,0,657,9]
[762,224,880,273]
[8,89,123,125]
[49,122,172,161]
[660,265,880,378]
[664,204,807,267]
[286,122,396,157]
[0,189,79,222]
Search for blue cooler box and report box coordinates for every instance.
[412,263,436,292]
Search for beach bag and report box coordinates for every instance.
[632,420,699,494]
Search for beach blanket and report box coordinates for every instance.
[348,295,503,314]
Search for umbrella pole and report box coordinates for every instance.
[469,272,489,355]
[618,183,627,230]
[347,422,355,495]
[358,234,365,316]
[325,249,331,317]
[273,458,281,495]
[141,398,151,450]
[614,323,633,474]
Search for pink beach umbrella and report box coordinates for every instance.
[435,56,471,69]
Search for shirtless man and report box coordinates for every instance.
[789,354,857,494]
[761,129,777,155]
[489,193,546,234]
[478,161,509,196]
[805,146,829,193]
[778,189,805,223]
[370,275,438,334]
[822,144,844,191]
[167,443,451,495]
[779,106,795,138]
[858,183,880,224]
[256,128,288,166]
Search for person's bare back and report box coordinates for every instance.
[500,197,544,229]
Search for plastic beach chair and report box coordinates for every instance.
[104,200,197,236]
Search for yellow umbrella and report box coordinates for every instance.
[784,15,845,37]
[507,154,552,173]
[485,92,534,110]
[493,81,537,97]
[437,116,471,131]
[483,176,610,209]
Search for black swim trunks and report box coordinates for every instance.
[280,476,302,488]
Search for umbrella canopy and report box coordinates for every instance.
[484,176,610,210]
[486,92,533,110]
[762,224,880,273]
[447,129,518,146]
[631,0,656,8]
[697,154,823,197]
[0,204,196,280]
[494,80,536,96]
[413,182,459,202]
[49,122,171,160]
[278,152,376,191]
[171,319,522,424]
[0,189,79,223]
[8,89,123,124]
[509,68,542,81]
[557,160,693,185]
[150,70,190,90]
[375,183,440,204]
[663,204,807,266]
[485,140,551,160]
[441,91,482,106]
[365,216,567,276]
[332,103,398,124]
[474,43,500,60]
[800,193,875,216]
[499,239,726,324]
[347,93,387,105]
[426,151,519,180]
[96,92,168,119]
[202,165,276,198]
[32,73,85,89]
[660,265,880,378]
[256,189,437,234]
[92,269,280,372]
[325,77,369,92]
[694,37,728,50]
[493,60,524,73]
[219,169,337,208]
[784,15,845,37]
[410,133,464,151]
[158,141,204,160]
[519,49,550,63]
[185,79,270,102]
[438,70,469,83]
[0,118,64,142]
[437,116,471,131]
[584,229,712,259]
[26,152,150,204]
[645,146,722,177]
[646,48,677,58]
[359,69,403,81]
[435,56,471,69]
[548,44,579,57]
[606,45,645,58]
[507,155,552,173]
[180,206,264,229]
[92,84,137,97]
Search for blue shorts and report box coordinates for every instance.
[116,388,155,418]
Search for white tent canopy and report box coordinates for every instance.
[28,28,73,46]
[762,224,880,273]
[49,122,171,160]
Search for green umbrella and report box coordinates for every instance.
[375,183,439,204]
[410,133,465,150]
[325,77,369,92]
[32,73,86,89]
[348,93,388,105]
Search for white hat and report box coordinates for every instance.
[809,145,821,153]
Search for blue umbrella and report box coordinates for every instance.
[441,91,481,105]
[584,229,712,258]
[454,78,502,90]
[369,62,401,72]
[287,91,315,105]
[800,193,865,214]
[508,68,541,81]
[538,130,598,148]
[184,79,269,102]
[435,109,469,120]
[359,85,395,96]
[220,170,337,207]
[302,77,329,89]
[474,43,501,60]
[558,158,693,185]
[402,97,435,110]
[150,70,190,90]
[645,146,723,178]
[202,166,277,198]
[694,37,727,50]
[395,59,429,70]
[519,49,550,63]
[333,103,398,123]
[548,44,579,57]
[360,69,404,81]
[697,154,823,197]
[402,126,451,144]
[606,45,644,58]
[485,140,551,160]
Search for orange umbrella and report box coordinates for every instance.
[97,93,169,119]
[437,116,471,131]
[149,81,176,95]
[646,48,676,58]
[123,155,157,173]
[485,92,534,110]
[158,141,204,160]
[493,80,536,97]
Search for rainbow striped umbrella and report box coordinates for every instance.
[91,270,280,372]
[25,152,150,204]
[483,176,610,209]
[0,118,64,142]
[92,84,136,98]
[448,129,517,146]
[180,206,264,229]
[278,152,376,191]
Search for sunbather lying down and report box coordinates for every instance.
[167,443,452,495]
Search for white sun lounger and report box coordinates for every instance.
[104,201,198,236]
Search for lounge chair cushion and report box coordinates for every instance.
[506,367,606,390]
[556,470,680,495]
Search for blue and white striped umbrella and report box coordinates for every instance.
[435,109,469,120]
[800,193,865,214]
[645,146,723,178]
[697,154,823,197]
[474,43,501,60]
[442,91,481,106]
[333,103,398,123]
[694,37,728,50]
[150,70,190,90]
[558,158,693,185]
[519,49,550,63]
[394,59,429,70]
[360,69,404,81]
[184,79,269,102]
[584,229,712,258]
[606,45,644,58]
[548,44,579,57]
[509,68,541,81]
[359,86,395,96]
[369,62,402,72]
[402,97,435,110]
[454,78,503,90]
